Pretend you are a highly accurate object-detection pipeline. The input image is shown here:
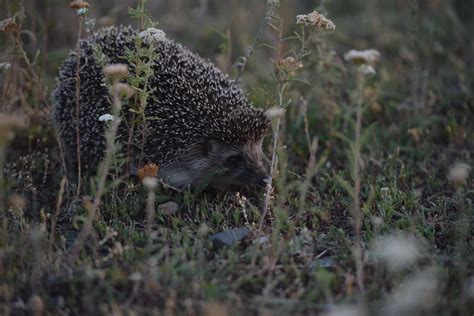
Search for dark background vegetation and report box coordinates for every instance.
[0,0,473,315]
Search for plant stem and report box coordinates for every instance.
[352,74,365,294]
[74,15,84,196]
[259,83,286,233]
[67,86,123,263]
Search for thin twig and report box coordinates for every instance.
[234,3,278,81]
[145,185,156,246]
[258,115,281,233]
[67,84,123,263]
[49,177,67,253]
[74,15,84,196]
[352,74,365,294]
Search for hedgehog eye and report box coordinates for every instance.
[226,155,242,165]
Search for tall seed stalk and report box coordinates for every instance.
[73,11,85,196]
[67,79,127,263]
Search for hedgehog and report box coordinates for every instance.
[53,26,271,190]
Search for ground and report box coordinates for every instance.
[0,0,473,315]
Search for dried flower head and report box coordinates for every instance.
[344,49,380,65]
[0,114,26,143]
[139,28,166,46]
[9,193,27,211]
[68,1,89,9]
[277,56,304,75]
[407,127,422,143]
[103,64,129,81]
[296,11,336,31]
[447,162,471,185]
[113,82,135,99]
[27,294,44,316]
[359,64,376,76]
[138,163,159,181]
[0,18,18,33]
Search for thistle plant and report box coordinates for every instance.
[125,0,163,168]
[337,48,380,294]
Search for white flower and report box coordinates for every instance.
[344,49,380,65]
[142,176,158,190]
[380,187,390,198]
[113,82,135,99]
[103,63,129,80]
[98,114,114,122]
[77,7,88,16]
[324,304,365,316]
[296,11,336,31]
[0,62,11,72]
[447,162,471,185]
[359,64,376,76]
[383,269,438,315]
[129,272,143,282]
[265,107,286,118]
[139,28,166,46]
[371,233,422,270]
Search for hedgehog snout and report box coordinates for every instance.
[257,176,271,187]
[240,159,269,188]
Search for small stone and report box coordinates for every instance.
[27,295,44,316]
[447,162,471,185]
[158,201,179,215]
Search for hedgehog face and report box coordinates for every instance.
[158,139,269,190]
[206,140,270,190]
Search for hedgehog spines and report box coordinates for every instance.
[53,25,270,172]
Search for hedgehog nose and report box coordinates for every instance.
[257,177,270,187]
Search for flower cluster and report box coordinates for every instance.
[344,49,380,65]
[103,63,129,81]
[68,1,89,9]
[344,49,381,76]
[138,163,159,181]
[296,11,336,31]
[359,64,376,76]
[139,28,166,46]
[0,18,18,33]
[114,82,135,99]
[69,2,89,16]
[277,56,303,75]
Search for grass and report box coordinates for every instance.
[0,0,473,315]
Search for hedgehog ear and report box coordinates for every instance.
[203,139,219,157]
